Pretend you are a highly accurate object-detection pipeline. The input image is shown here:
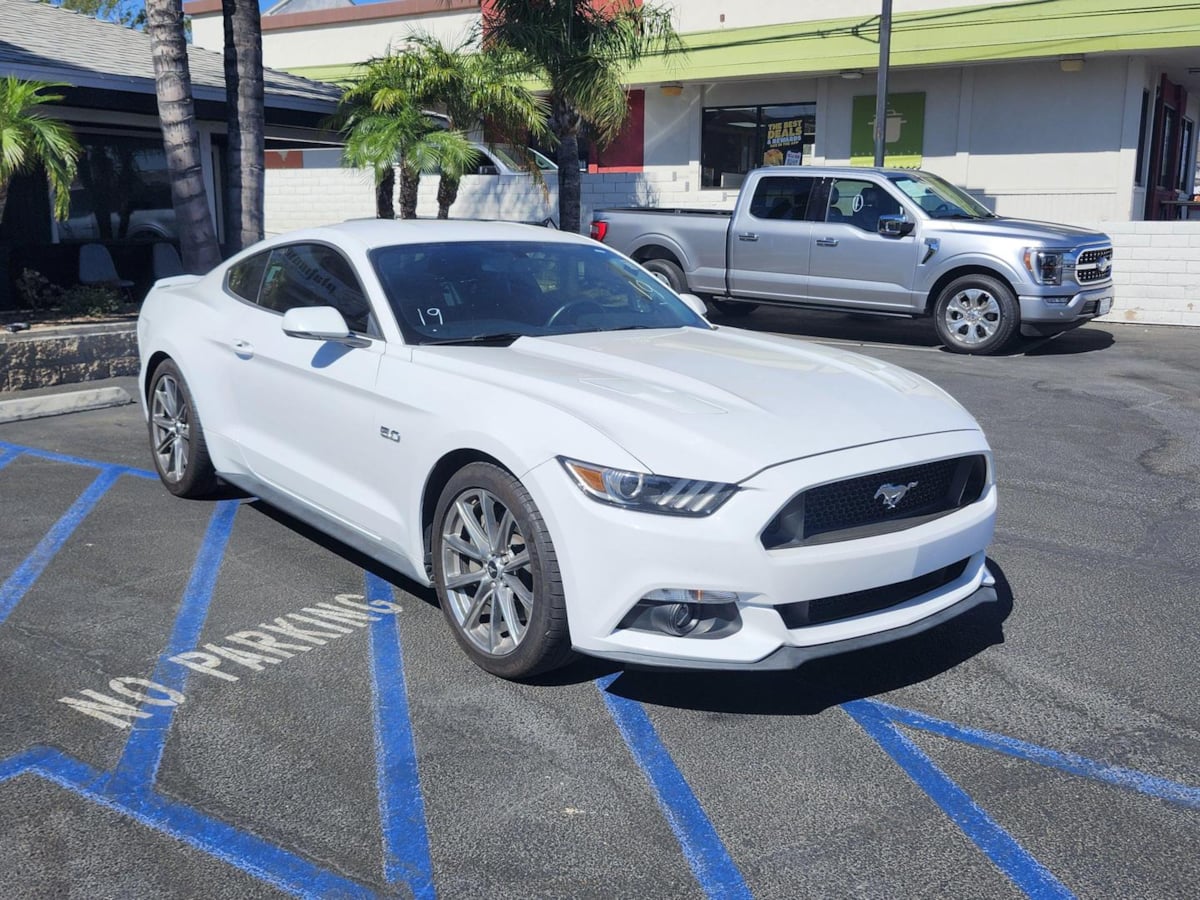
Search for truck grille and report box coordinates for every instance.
[777,557,971,628]
[761,455,987,549]
[1075,247,1113,284]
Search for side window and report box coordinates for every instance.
[226,251,269,303]
[825,179,903,232]
[747,176,816,221]
[259,243,373,334]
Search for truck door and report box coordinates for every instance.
[807,177,921,311]
[726,175,815,301]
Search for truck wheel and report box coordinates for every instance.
[933,275,1019,355]
[641,258,686,293]
[709,299,758,318]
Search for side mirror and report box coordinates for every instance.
[878,214,914,237]
[478,164,500,176]
[678,293,709,319]
[282,306,369,347]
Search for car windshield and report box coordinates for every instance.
[370,240,709,345]
[889,172,996,220]
[489,144,558,172]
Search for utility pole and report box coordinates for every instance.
[873,0,893,166]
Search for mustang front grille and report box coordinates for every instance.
[761,455,987,549]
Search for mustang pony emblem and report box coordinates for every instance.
[874,481,918,510]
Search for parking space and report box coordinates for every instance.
[1,321,1198,898]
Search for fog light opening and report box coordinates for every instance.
[650,602,699,637]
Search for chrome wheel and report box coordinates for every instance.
[942,287,1002,347]
[440,487,534,657]
[151,373,190,483]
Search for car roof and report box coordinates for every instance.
[298,218,589,252]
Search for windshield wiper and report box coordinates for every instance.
[421,332,525,347]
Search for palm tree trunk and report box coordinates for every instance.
[436,175,460,219]
[398,168,421,219]
[146,0,221,273]
[551,98,582,233]
[222,0,265,253]
[0,180,10,229]
[376,167,395,219]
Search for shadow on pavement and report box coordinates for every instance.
[712,306,1117,357]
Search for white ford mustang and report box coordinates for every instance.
[138,220,998,678]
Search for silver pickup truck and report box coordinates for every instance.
[590,166,1114,354]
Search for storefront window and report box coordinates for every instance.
[701,103,815,189]
[56,133,175,243]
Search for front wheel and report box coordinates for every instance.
[432,463,573,679]
[932,275,1019,355]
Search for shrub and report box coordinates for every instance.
[58,285,124,318]
[15,268,62,311]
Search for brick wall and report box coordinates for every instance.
[1085,222,1200,328]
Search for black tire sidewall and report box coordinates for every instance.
[431,462,571,679]
[933,274,1019,355]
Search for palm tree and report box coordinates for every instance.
[336,58,478,220]
[399,33,547,219]
[0,77,80,226]
[222,0,265,252]
[483,0,681,233]
[145,0,222,273]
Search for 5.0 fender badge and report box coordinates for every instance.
[874,481,918,510]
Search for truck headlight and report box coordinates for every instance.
[559,458,738,516]
[1023,248,1064,286]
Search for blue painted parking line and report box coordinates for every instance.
[869,700,1200,810]
[364,572,436,899]
[0,466,124,627]
[845,699,1076,899]
[0,439,156,480]
[0,746,375,899]
[0,446,22,471]
[107,500,241,795]
[597,673,752,900]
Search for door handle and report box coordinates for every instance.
[737,232,759,242]
[816,238,839,247]
[232,339,254,358]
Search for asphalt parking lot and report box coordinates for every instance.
[1,314,1197,899]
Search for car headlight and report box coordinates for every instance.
[559,457,738,516]
[1022,248,1065,285]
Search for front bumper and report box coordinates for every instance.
[1018,284,1113,333]
[522,430,997,671]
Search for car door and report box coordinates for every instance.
[229,241,391,540]
[806,177,922,311]
[726,175,816,301]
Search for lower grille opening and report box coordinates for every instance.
[777,557,971,628]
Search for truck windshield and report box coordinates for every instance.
[889,172,996,220]
[371,240,709,345]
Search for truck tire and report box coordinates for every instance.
[641,258,686,293]
[709,299,758,318]
[933,274,1019,355]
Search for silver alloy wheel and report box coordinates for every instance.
[440,487,535,657]
[943,287,1002,346]
[150,374,190,483]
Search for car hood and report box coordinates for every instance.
[944,217,1109,245]
[415,327,982,483]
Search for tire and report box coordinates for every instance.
[932,274,1019,355]
[641,258,686,293]
[432,462,574,679]
[709,299,758,318]
[147,359,219,498]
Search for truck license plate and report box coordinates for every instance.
[1097,296,1112,316]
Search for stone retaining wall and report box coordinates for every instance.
[0,323,138,393]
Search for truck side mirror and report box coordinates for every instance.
[878,214,913,237]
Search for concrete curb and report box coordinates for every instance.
[0,386,134,424]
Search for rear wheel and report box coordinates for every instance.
[147,359,218,498]
[641,258,686,293]
[933,275,1019,354]
[432,463,573,679]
